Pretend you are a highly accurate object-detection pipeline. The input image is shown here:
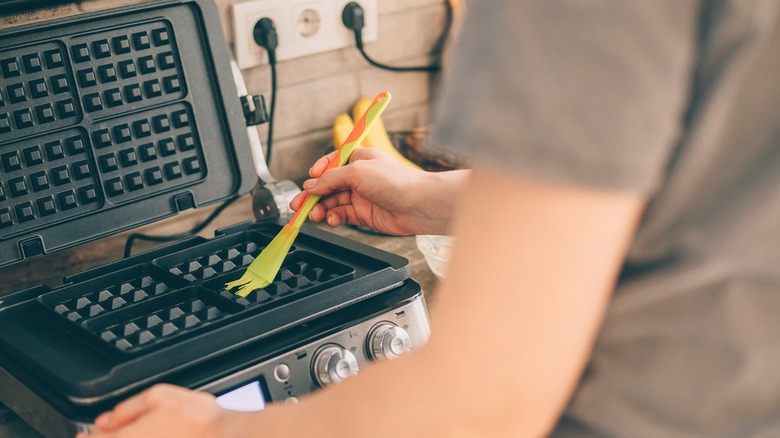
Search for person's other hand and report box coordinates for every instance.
[291,148,467,236]
[78,384,241,438]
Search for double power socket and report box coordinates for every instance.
[233,0,378,69]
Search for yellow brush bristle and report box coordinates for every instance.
[225,276,271,298]
[225,224,300,296]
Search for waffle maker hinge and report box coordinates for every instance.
[229,59,301,221]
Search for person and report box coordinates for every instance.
[82,1,780,437]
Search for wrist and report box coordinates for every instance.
[411,169,470,235]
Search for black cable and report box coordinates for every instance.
[123,195,241,258]
[355,36,439,73]
[266,59,277,165]
[342,1,453,73]
[431,0,455,58]
[253,17,279,165]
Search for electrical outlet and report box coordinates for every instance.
[233,0,378,69]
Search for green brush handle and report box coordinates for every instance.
[289,91,392,229]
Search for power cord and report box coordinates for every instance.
[342,1,453,73]
[123,195,241,258]
[253,17,278,165]
[123,19,281,259]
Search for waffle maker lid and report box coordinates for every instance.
[0,0,258,268]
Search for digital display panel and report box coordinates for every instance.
[215,380,267,412]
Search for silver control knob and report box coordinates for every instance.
[312,344,359,387]
[367,322,412,361]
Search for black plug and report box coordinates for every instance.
[252,17,279,165]
[342,2,365,41]
[253,17,278,64]
[342,2,368,50]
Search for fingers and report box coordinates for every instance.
[313,196,362,227]
[324,205,361,227]
[289,168,356,216]
[289,186,309,212]
[309,146,384,178]
[309,150,339,178]
[291,185,348,220]
[308,204,324,222]
[93,392,151,432]
[290,178,323,211]
[93,384,181,432]
[305,167,356,196]
[308,192,353,223]
[347,146,383,163]
[292,165,353,213]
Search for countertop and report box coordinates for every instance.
[0,195,439,437]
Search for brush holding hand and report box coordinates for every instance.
[226,91,393,297]
[292,147,469,236]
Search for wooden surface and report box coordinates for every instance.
[0,194,439,437]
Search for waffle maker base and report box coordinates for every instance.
[0,1,431,436]
[0,221,431,437]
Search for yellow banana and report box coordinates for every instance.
[332,113,355,149]
[352,97,422,170]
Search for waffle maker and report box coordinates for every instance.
[0,1,431,436]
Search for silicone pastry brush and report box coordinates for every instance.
[226,91,392,297]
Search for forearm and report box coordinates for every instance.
[235,168,644,437]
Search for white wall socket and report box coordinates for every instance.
[232,0,378,69]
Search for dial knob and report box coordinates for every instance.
[367,322,412,361]
[312,345,359,387]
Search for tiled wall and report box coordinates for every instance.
[1,0,448,182]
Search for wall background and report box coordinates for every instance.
[0,0,448,182]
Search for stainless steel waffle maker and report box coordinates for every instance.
[0,1,431,436]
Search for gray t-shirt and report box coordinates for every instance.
[433,1,780,436]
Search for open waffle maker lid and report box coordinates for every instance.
[0,0,258,268]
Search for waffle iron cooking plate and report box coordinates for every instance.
[0,0,257,267]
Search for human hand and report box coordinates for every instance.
[78,384,244,438]
[291,148,466,236]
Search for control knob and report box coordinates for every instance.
[367,322,412,361]
[312,344,358,387]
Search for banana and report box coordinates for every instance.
[352,97,422,170]
[332,113,355,149]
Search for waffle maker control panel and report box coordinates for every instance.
[205,294,430,410]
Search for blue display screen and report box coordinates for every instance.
[215,380,267,412]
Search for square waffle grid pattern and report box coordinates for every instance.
[0,129,100,235]
[38,264,187,324]
[0,19,205,245]
[0,42,80,143]
[164,234,272,282]
[70,22,185,119]
[159,232,355,308]
[91,103,205,204]
[89,287,244,353]
[35,232,356,355]
[206,251,356,307]
[34,264,245,354]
